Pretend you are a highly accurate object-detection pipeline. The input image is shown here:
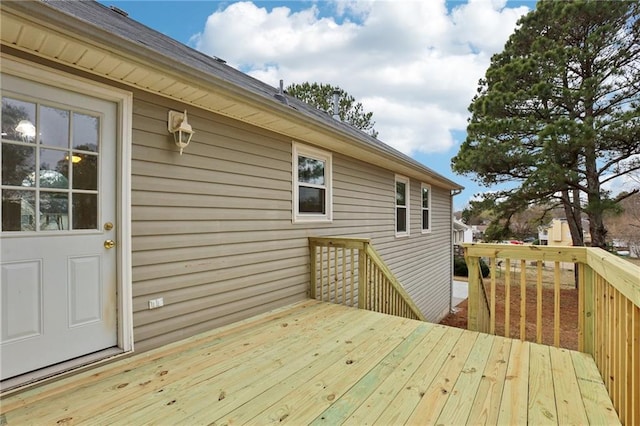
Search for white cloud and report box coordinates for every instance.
[192,0,530,155]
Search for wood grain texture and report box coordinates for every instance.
[0,301,618,425]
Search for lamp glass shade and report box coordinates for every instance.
[168,110,194,155]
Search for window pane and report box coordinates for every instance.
[40,192,69,231]
[422,187,430,208]
[2,143,35,185]
[422,210,429,230]
[2,98,36,143]
[40,149,70,189]
[298,156,325,185]
[73,153,98,190]
[397,207,407,233]
[40,106,69,148]
[2,189,35,231]
[396,182,406,206]
[73,113,99,152]
[299,186,325,213]
[73,193,98,230]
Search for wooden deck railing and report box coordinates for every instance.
[308,237,425,321]
[464,243,640,425]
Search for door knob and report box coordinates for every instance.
[104,240,116,249]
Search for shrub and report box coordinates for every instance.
[454,256,490,278]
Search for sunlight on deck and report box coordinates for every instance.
[0,301,619,425]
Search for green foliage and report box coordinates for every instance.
[286,82,379,138]
[451,0,640,249]
[454,256,490,278]
[461,198,496,225]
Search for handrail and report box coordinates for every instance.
[463,243,640,425]
[308,237,425,321]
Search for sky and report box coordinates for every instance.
[97,0,538,210]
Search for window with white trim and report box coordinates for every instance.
[292,142,332,223]
[395,175,409,237]
[421,183,431,232]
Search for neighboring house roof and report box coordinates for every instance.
[453,219,470,231]
[0,0,463,191]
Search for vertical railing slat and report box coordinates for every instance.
[632,301,639,425]
[554,261,560,348]
[343,248,349,305]
[319,246,325,302]
[520,259,526,341]
[536,261,543,344]
[490,258,496,335]
[504,258,511,339]
[309,242,317,300]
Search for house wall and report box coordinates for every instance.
[130,91,453,351]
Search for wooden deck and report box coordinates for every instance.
[0,300,619,425]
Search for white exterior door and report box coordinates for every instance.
[1,74,118,380]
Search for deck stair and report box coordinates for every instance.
[309,237,425,321]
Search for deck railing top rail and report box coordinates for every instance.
[462,243,640,306]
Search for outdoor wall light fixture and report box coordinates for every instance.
[15,119,36,140]
[168,109,194,155]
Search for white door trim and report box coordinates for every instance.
[1,55,134,354]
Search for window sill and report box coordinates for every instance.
[293,216,333,224]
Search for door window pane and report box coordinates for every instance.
[2,98,36,143]
[72,193,97,230]
[2,144,35,186]
[1,190,35,231]
[40,149,70,188]
[72,153,98,190]
[73,113,99,152]
[2,98,102,234]
[40,192,69,231]
[40,106,69,148]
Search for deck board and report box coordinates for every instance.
[527,343,557,424]
[466,336,511,424]
[497,338,530,425]
[550,348,590,425]
[0,300,619,425]
[435,332,495,425]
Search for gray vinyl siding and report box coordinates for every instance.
[131,91,453,351]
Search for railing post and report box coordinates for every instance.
[358,241,368,309]
[467,255,480,331]
[582,264,595,356]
